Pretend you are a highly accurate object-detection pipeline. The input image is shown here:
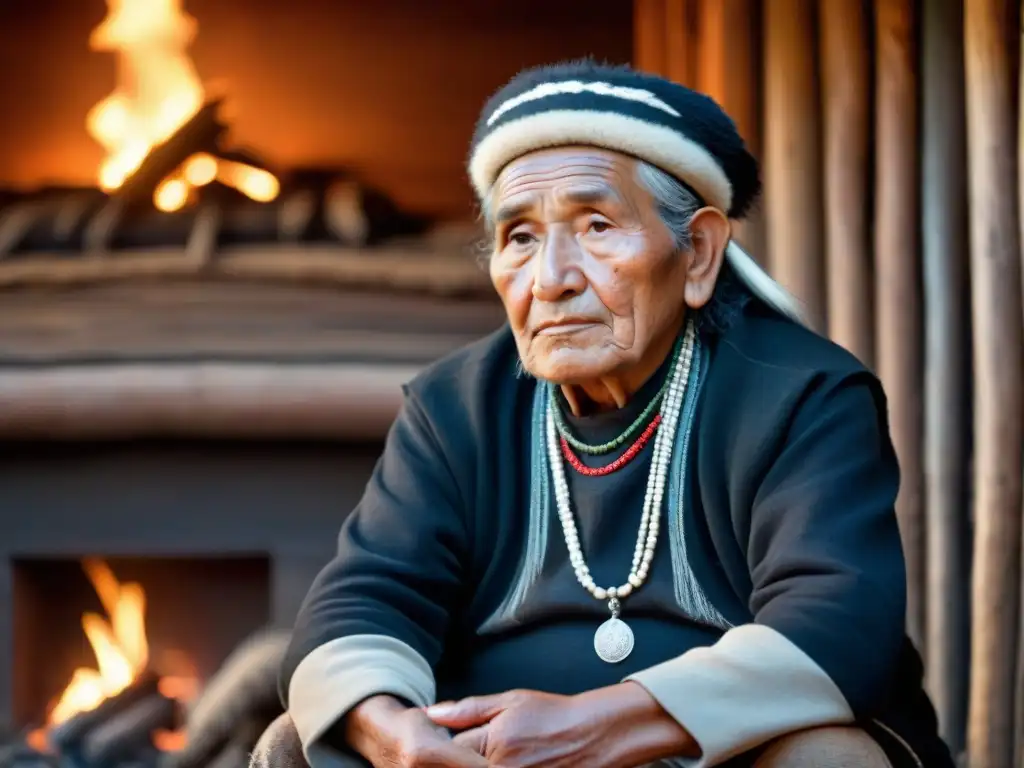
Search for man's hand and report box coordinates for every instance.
[344,695,488,768]
[424,683,698,768]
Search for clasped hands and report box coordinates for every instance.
[346,682,696,768]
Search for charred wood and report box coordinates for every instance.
[47,671,160,752]
[80,694,178,766]
[114,101,226,206]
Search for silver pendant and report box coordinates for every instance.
[594,617,634,664]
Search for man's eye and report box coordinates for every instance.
[510,232,535,246]
[589,220,612,234]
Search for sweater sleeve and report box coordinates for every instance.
[627,372,905,766]
[280,389,472,766]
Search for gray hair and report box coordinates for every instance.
[480,160,806,326]
[634,161,806,325]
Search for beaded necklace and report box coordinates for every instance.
[558,414,661,476]
[546,320,696,664]
[549,346,676,455]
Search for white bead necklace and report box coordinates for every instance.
[546,321,696,664]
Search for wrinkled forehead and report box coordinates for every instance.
[489,146,642,220]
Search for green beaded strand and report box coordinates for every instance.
[550,337,682,455]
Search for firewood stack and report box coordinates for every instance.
[0,100,430,260]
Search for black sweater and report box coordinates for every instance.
[282,306,952,768]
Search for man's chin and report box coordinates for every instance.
[526,345,618,386]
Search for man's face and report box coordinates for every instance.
[488,146,689,384]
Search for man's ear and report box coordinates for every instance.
[684,207,730,310]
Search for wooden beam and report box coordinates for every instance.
[763,0,826,328]
[921,0,970,755]
[634,0,668,75]
[964,0,1024,764]
[819,0,873,367]
[874,0,925,653]
[0,362,420,441]
[0,243,493,296]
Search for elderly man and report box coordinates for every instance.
[269,62,953,767]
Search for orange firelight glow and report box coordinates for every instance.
[86,0,279,210]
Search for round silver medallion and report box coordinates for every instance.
[594,617,635,664]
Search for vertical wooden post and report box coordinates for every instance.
[819,0,873,367]
[922,0,970,754]
[1018,4,1024,758]
[874,0,925,654]
[763,0,826,328]
[634,0,668,75]
[664,0,698,87]
[964,0,1024,764]
[698,0,765,260]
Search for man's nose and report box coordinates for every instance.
[532,227,586,301]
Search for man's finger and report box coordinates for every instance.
[452,727,488,756]
[405,731,487,768]
[424,694,508,728]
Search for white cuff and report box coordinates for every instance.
[288,634,436,768]
[626,624,854,767]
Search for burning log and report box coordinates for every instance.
[46,671,161,753]
[80,693,179,766]
[81,101,227,252]
[114,101,226,206]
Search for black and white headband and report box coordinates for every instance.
[468,61,760,219]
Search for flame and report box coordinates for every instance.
[47,560,150,725]
[87,0,279,209]
[87,0,203,191]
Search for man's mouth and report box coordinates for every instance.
[535,321,600,336]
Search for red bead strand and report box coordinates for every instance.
[560,414,661,477]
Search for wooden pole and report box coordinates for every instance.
[763,0,826,328]
[664,0,697,87]
[634,0,668,75]
[874,0,925,654]
[1015,3,1024,762]
[922,0,970,754]
[964,0,1024,764]
[698,0,765,260]
[819,0,873,367]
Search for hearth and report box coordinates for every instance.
[0,439,383,767]
[13,557,267,730]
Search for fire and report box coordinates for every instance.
[87,0,204,192]
[32,559,198,755]
[87,0,278,210]
[49,560,149,725]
